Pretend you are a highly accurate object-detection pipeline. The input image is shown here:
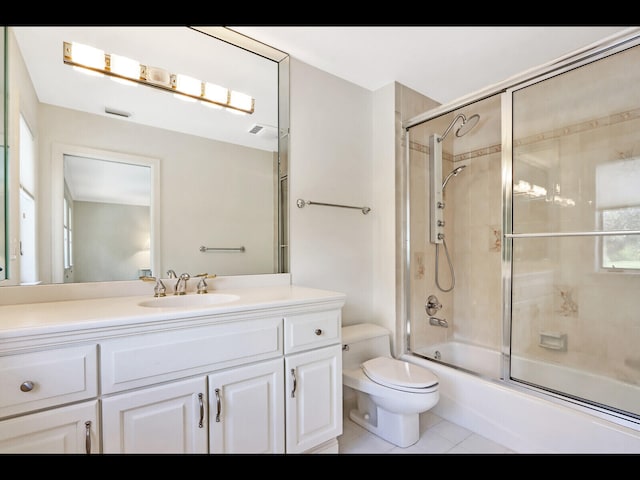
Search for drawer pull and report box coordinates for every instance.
[215,388,221,423]
[290,368,297,398]
[85,421,92,454]
[314,329,323,336]
[20,381,35,392]
[198,393,205,428]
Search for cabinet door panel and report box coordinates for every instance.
[209,358,284,453]
[0,400,98,454]
[285,345,342,453]
[102,377,207,454]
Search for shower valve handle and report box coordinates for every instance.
[425,295,442,316]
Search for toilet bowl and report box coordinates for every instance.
[342,323,439,448]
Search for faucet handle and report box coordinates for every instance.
[425,295,442,316]
[154,279,167,297]
[196,278,208,294]
[195,273,217,279]
[195,273,216,294]
[139,276,167,297]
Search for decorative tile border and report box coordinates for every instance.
[409,106,640,162]
[513,107,640,148]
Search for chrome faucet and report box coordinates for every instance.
[174,273,191,295]
[429,316,448,328]
[167,269,177,279]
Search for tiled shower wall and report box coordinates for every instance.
[407,43,640,395]
[408,94,503,355]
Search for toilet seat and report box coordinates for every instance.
[362,357,438,393]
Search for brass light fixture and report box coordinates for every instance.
[62,41,255,114]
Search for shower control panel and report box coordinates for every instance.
[429,134,445,244]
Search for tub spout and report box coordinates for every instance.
[429,316,448,328]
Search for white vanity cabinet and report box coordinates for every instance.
[0,283,346,455]
[283,310,343,453]
[99,315,283,454]
[0,344,99,454]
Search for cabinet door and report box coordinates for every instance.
[102,377,207,454]
[0,400,98,454]
[285,344,342,453]
[208,358,284,454]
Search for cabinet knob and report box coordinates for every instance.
[20,381,34,392]
[314,329,322,336]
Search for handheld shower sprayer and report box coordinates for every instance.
[442,165,467,191]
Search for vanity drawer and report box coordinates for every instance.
[100,316,283,394]
[284,310,341,354]
[0,344,98,419]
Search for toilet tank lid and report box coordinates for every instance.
[342,323,390,344]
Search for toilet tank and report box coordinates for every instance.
[342,323,392,370]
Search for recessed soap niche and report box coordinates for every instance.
[539,331,567,351]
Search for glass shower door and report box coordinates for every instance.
[508,42,640,419]
[406,93,503,379]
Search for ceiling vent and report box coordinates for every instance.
[249,124,264,135]
[105,107,131,118]
[248,124,277,137]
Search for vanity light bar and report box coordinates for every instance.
[62,41,255,115]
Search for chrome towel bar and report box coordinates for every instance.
[505,230,640,238]
[199,246,246,252]
[296,198,371,215]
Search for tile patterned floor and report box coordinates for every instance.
[338,405,515,455]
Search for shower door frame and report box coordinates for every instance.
[401,27,640,429]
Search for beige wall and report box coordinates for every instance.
[73,202,150,282]
[288,58,375,324]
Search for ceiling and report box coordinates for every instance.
[229,26,633,105]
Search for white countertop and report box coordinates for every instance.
[0,284,346,342]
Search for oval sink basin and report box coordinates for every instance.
[138,293,240,309]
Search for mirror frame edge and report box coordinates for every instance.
[1,26,6,282]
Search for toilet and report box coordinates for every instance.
[342,323,439,448]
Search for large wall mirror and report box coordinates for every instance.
[2,26,289,286]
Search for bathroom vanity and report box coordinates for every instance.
[0,278,345,454]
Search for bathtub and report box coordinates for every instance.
[403,342,640,453]
[414,341,501,380]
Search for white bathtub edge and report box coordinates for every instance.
[402,353,640,454]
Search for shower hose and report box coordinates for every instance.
[435,235,455,292]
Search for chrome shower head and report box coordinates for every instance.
[456,114,480,137]
[438,113,480,142]
[442,165,467,190]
